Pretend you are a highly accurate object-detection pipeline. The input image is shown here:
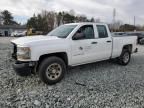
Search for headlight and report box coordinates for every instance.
[17,46,31,60]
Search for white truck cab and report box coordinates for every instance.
[11,23,138,85]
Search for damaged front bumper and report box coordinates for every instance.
[12,61,36,76]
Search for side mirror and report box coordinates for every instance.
[72,33,85,40]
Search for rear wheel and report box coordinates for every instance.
[38,56,66,85]
[117,49,131,66]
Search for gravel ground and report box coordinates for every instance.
[0,37,144,108]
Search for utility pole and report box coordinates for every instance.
[134,16,136,31]
[53,13,58,28]
[134,16,136,26]
[113,8,116,32]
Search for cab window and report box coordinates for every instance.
[75,25,94,39]
[97,25,108,38]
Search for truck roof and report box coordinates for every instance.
[65,22,107,26]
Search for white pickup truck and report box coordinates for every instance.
[11,23,138,85]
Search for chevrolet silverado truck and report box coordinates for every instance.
[11,23,138,85]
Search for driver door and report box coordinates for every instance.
[71,25,97,65]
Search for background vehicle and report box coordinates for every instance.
[0,32,2,36]
[126,32,144,44]
[140,38,144,45]
[11,23,138,85]
[11,31,27,37]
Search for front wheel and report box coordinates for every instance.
[117,50,131,66]
[38,56,66,85]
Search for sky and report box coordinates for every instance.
[0,0,143,25]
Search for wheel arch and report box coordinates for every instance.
[122,44,133,53]
[39,52,68,65]
[35,52,68,73]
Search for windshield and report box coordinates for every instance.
[47,25,77,38]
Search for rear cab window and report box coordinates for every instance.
[96,25,108,38]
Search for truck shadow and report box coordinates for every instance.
[66,60,119,78]
[64,56,140,83]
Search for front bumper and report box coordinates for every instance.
[13,62,33,76]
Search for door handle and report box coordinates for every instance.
[106,40,112,43]
[91,42,98,44]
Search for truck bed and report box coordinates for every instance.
[111,36,137,58]
[112,34,137,37]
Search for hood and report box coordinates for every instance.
[11,35,61,46]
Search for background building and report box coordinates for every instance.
[0,25,27,36]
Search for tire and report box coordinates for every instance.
[38,56,66,85]
[117,49,131,66]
